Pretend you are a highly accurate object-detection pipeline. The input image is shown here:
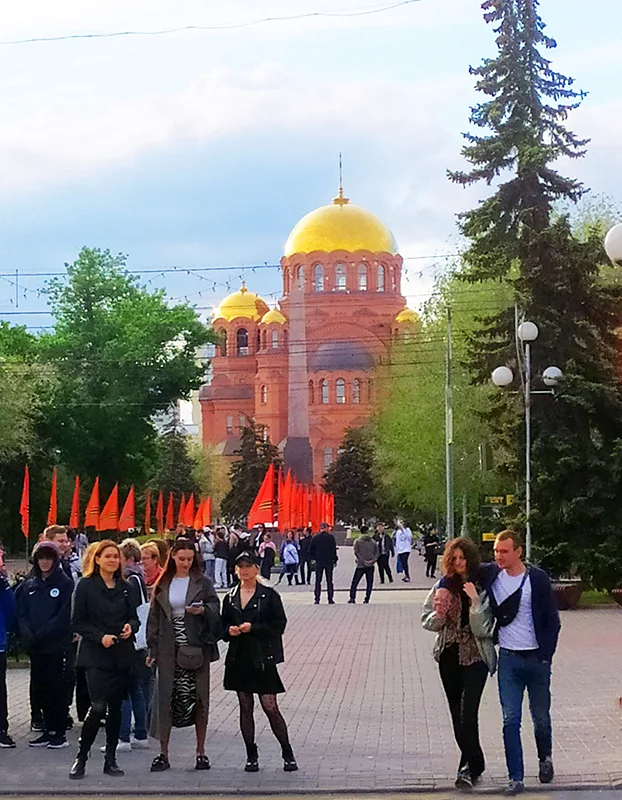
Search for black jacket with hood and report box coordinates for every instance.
[16,542,73,654]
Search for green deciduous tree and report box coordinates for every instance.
[323,427,382,524]
[450,0,622,587]
[220,422,281,523]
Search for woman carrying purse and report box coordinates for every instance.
[421,537,496,791]
[146,538,220,773]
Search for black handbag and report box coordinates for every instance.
[495,569,529,627]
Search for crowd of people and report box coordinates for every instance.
[0,518,560,795]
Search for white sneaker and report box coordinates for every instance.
[130,737,149,749]
[100,741,132,753]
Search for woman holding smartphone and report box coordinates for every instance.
[69,540,139,780]
[146,538,220,773]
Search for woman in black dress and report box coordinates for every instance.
[69,540,139,780]
[221,551,297,773]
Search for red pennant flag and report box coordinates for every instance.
[144,489,150,534]
[100,483,119,532]
[279,470,292,530]
[202,496,212,527]
[155,490,164,533]
[301,485,310,528]
[184,494,196,528]
[248,463,276,529]
[165,492,174,530]
[193,499,203,530]
[310,485,321,532]
[47,466,57,526]
[20,466,29,540]
[84,477,100,530]
[69,476,80,529]
[178,493,186,526]
[119,486,135,532]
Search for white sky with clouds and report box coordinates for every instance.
[0,0,620,326]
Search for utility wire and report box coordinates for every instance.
[0,0,425,46]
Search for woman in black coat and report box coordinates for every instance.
[221,551,297,773]
[69,540,139,780]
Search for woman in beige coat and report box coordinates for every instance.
[146,538,220,773]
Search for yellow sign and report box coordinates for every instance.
[506,494,515,506]
[482,533,496,542]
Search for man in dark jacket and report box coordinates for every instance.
[16,541,73,749]
[309,523,338,605]
[0,545,16,748]
[298,528,313,585]
[480,530,561,796]
[373,523,394,584]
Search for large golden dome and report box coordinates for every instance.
[213,284,269,323]
[284,192,398,257]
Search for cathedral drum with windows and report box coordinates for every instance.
[200,189,420,481]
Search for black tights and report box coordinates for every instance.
[237,692,293,759]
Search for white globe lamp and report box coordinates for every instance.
[517,321,539,342]
[604,224,622,267]
[542,366,563,387]
[492,366,514,387]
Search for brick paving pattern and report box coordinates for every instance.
[1,550,621,793]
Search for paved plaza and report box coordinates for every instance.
[2,549,622,794]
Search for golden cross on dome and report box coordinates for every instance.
[333,151,349,206]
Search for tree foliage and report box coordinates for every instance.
[323,427,382,524]
[220,422,281,523]
[149,416,201,501]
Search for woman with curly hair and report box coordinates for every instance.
[422,537,496,791]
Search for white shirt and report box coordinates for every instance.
[169,576,190,615]
[394,527,413,554]
[492,569,538,650]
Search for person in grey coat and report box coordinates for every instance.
[348,526,379,604]
[146,538,220,774]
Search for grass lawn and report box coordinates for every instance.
[579,589,616,607]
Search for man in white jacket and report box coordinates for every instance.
[394,522,413,583]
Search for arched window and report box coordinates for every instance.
[226,415,233,435]
[357,263,368,291]
[260,384,268,405]
[323,447,333,472]
[335,262,347,291]
[256,330,261,352]
[320,379,329,404]
[218,328,227,356]
[336,378,346,404]
[239,414,246,430]
[236,327,249,356]
[271,329,279,349]
[352,378,361,404]
[390,266,397,292]
[313,263,324,292]
[262,426,270,442]
[377,264,385,292]
[284,267,290,295]
[297,265,304,290]
[308,380,315,406]
[261,330,267,349]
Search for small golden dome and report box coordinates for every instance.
[395,307,420,325]
[213,284,269,323]
[260,308,287,325]
[284,194,397,257]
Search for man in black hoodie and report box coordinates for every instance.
[16,541,73,749]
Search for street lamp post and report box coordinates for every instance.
[604,224,622,267]
[492,321,561,561]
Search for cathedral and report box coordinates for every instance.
[200,187,419,483]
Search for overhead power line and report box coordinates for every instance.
[0,0,425,46]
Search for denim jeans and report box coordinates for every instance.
[498,648,552,781]
[204,558,216,583]
[214,558,228,588]
[119,671,149,743]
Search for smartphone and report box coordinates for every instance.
[189,601,203,607]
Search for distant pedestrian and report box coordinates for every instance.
[227,528,241,587]
[140,542,164,600]
[17,541,73,751]
[258,534,276,581]
[214,530,229,589]
[309,523,338,604]
[298,529,313,585]
[394,522,413,583]
[0,544,16,749]
[348,525,379,604]
[199,528,216,583]
[422,538,496,791]
[424,528,441,578]
[221,552,297,773]
[480,530,560,796]
[374,523,394,584]
[69,540,139,780]
[283,538,300,586]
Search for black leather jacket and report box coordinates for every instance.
[221,583,286,669]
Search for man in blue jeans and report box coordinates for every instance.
[480,530,560,796]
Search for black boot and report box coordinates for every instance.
[245,743,259,772]
[69,706,100,780]
[103,757,125,777]
[69,754,88,780]
[282,746,298,772]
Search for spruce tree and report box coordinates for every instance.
[450,0,622,587]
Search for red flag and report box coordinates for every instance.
[247,463,276,528]
[119,486,135,532]
[328,494,335,525]
[100,483,119,532]
[277,469,284,524]
[310,486,321,532]
[184,494,196,528]
[47,466,57,526]
[301,485,310,528]
[165,492,174,530]
[20,466,29,539]
[279,470,292,530]
[144,489,151,534]
[84,477,100,530]
[193,499,203,530]
[155,490,164,533]
[69,476,80,529]
[178,493,186,526]
[202,496,212,527]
